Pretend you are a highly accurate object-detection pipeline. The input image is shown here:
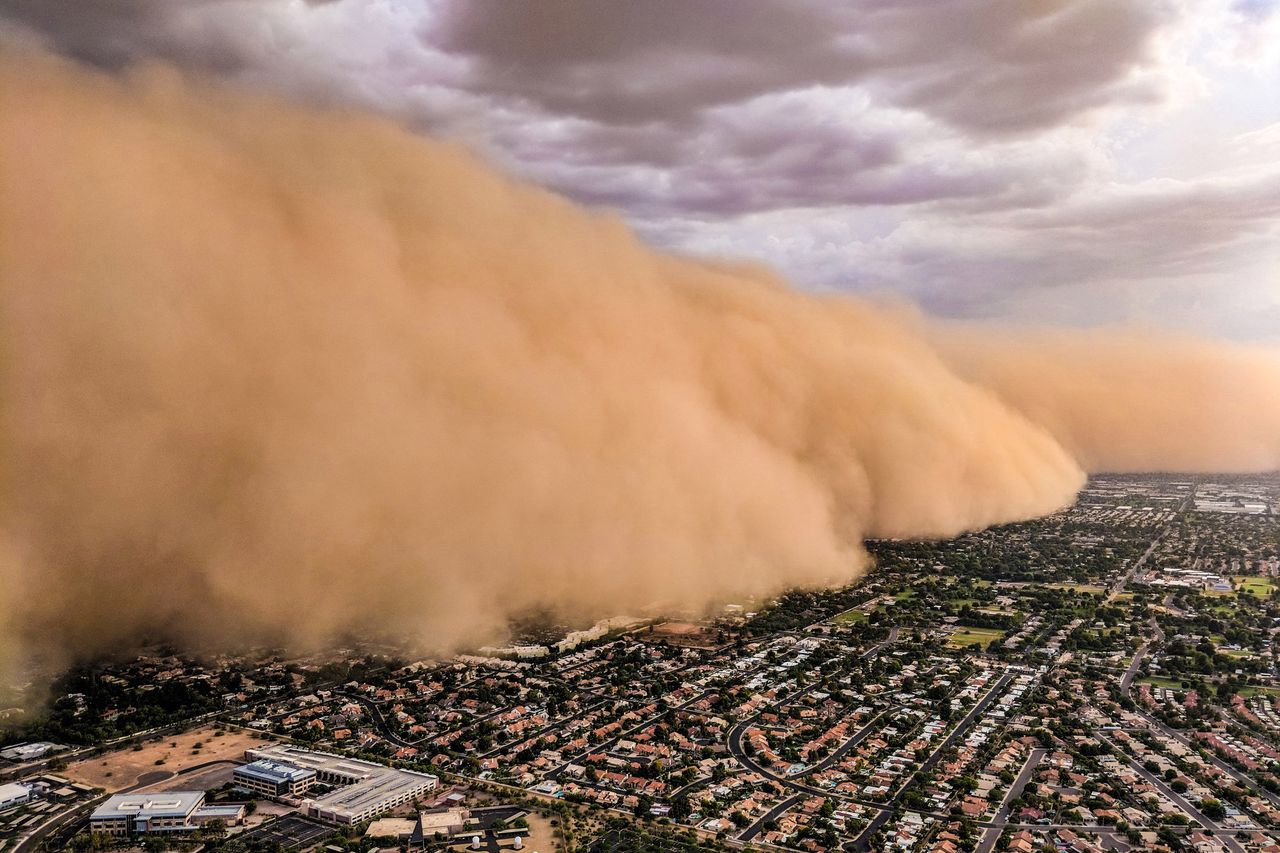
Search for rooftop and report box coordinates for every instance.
[419,807,468,830]
[0,782,31,802]
[246,745,438,820]
[92,792,204,821]
[235,758,316,784]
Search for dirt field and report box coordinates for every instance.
[643,621,723,649]
[64,726,262,791]
[652,621,702,635]
[523,812,562,851]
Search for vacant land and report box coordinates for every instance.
[64,726,260,791]
[946,627,1005,649]
[645,621,722,649]
[521,812,561,852]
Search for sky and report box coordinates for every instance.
[2,0,1278,338]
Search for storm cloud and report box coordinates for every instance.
[3,1,1277,335]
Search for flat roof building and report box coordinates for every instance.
[91,792,205,836]
[90,792,245,836]
[244,745,438,825]
[233,758,316,798]
[0,783,32,812]
[0,742,63,762]
[419,807,470,839]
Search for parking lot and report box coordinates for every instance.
[234,814,332,850]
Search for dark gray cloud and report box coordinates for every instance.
[0,0,249,70]
[1,0,1276,337]
[432,0,1173,135]
[0,0,1182,219]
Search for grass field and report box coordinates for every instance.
[1138,676,1187,689]
[1233,575,1276,597]
[833,608,869,625]
[1239,686,1280,698]
[946,626,1005,649]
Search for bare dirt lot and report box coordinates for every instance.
[64,726,261,791]
[641,621,724,649]
[523,812,561,851]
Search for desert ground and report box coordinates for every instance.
[63,726,260,791]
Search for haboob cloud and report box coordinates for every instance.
[0,55,1276,676]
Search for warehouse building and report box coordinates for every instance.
[243,745,438,825]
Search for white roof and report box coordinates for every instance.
[92,792,204,820]
[0,782,31,801]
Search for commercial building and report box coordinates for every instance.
[233,758,317,798]
[0,783,32,812]
[0,742,63,762]
[244,745,438,825]
[89,792,245,836]
[418,807,470,840]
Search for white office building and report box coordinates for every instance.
[244,745,438,825]
[89,792,244,836]
[0,783,32,812]
[233,758,316,798]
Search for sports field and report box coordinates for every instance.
[832,608,869,625]
[946,626,1005,649]
[1233,575,1276,597]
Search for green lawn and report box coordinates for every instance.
[832,608,869,625]
[946,626,1005,649]
[1238,686,1280,698]
[1233,575,1276,597]
[1138,676,1187,689]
